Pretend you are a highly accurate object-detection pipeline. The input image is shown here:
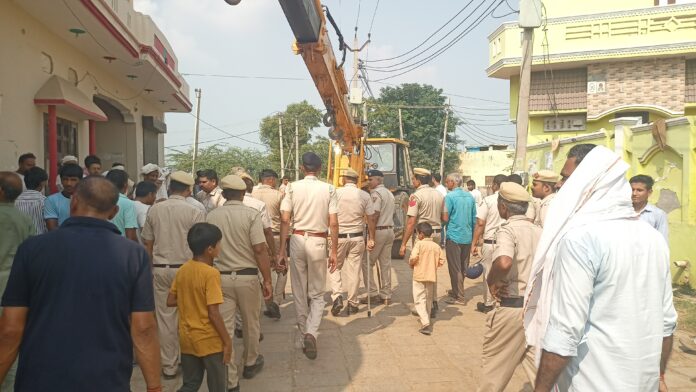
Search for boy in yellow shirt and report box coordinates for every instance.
[409,222,445,335]
[168,223,231,392]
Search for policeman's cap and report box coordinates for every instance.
[170,171,194,186]
[499,182,530,202]
[533,170,560,184]
[341,168,359,178]
[413,168,431,176]
[220,175,246,190]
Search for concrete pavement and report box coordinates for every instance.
[131,256,696,391]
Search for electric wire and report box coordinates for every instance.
[187,112,265,147]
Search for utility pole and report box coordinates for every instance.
[398,108,404,140]
[295,118,299,181]
[278,116,285,178]
[439,100,450,177]
[514,0,542,172]
[191,88,202,175]
[514,28,533,172]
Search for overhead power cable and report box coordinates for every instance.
[187,112,265,147]
[368,0,381,34]
[365,0,475,63]
[367,1,503,82]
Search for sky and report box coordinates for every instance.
[132,0,518,154]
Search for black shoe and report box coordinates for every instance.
[235,328,243,338]
[430,301,438,319]
[359,295,381,305]
[419,324,432,335]
[263,302,281,320]
[476,302,494,313]
[345,304,359,315]
[242,354,264,379]
[303,333,317,360]
[228,385,240,392]
[331,296,344,316]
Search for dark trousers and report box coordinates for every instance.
[179,352,227,392]
[445,239,472,299]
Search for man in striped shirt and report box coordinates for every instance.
[15,167,48,235]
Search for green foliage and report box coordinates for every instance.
[166,145,272,179]
[258,100,323,175]
[366,83,461,175]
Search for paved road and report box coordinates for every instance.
[132,257,696,391]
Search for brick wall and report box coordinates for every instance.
[587,58,685,118]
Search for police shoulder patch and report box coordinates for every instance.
[408,195,417,207]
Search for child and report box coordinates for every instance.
[167,223,231,392]
[409,222,445,335]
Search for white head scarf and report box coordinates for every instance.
[524,145,638,361]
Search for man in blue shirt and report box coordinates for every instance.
[44,163,82,230]
[0,176,162,392]
[106,169,139,241]
[441,172,477,304]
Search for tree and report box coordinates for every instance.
[166,145,272,180]
[258,101,323,177]
[366,83,461,175]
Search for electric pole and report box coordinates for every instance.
[278,116,285,178]
[295,118,299,181]
[398,108,404,140]
[439,100,450,177]
[191,88,202,175]
[514,0,542,172]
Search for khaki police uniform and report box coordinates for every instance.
[476,192,505,307]
[252,184,287,304]
[535,192,556,228]
[280,175,338,338]
[478,185,541,392]
[407,183,444,299]
[207,198,267,389]
[141,193,205,376]
[329,183,374,306]
[196,186,226,212]
[363,183,395,300]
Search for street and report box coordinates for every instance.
[131,257,696,392]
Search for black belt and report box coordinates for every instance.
[153,264,183,268]
[338,232,363,239]
[499,297,524,308]
[376,225,393,230]
[483,239,496,245]
[432,228,442,233]
[219,268,258,276]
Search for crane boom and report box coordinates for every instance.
[278,0,363,155]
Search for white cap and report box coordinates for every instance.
[61,155,78,165]
[140,163,160,175]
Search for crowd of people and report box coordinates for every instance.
[0,144,677,392]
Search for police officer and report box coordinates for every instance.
[206,175,273,389]
[478,182,541,392]
[141,171,206,379]
[362,169,396,305]
[471,174,507,314]
[328,168,376,316]
[530,170,559,228]
[399,168,444,318]
[252,169,287,319]
[277,152,338,360]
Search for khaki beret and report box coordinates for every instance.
[169,171,194,186]
[413,167,431,176]
[220,175,246,190]
[341,168,359,178]
[533,170,560,183]
[499,182,530,203]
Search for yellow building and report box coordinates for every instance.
[0,0,191,190]
[458,145,514,194]
[488,0,696,287]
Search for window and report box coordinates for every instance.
[43,114,78,168]
[365,143,395,172]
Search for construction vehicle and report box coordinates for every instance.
[228,0,413,257]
